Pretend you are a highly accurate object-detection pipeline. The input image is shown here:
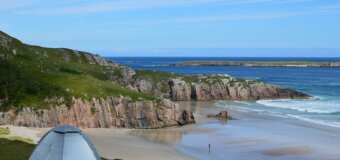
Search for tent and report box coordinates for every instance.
[29,125,101,160]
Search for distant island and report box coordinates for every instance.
[171,60,340,67]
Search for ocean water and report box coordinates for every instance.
[109,57,340,128]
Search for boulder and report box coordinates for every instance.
[207,111,230,120]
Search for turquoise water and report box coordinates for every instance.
[110,57,340,128]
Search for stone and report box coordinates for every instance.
[169,79,191,101]
[207,111,230,120]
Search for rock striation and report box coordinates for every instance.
[0,97,195,129]
[188,79,309,101]
[169,79,192,101]
[130,76,310,101]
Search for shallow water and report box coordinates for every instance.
[177,102,340,160]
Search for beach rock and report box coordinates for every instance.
[169,79,191,101]
[207,111,230,120]
[120,67,136,83]
[135,79,153,93]
[0,97,195,129]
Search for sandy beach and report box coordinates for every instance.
[2,125,49,143]
[175,101,340,160]
[85,128,194,160]
[5,101,340,160]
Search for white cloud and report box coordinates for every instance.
[7,0,340,24]
[0,0,40,10]
[99,6,340,26]
[318,5,340,11]
[17,0,222,15]
[15,0,316,15]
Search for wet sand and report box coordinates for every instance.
[262,146,315,157]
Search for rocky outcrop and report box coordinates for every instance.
[207,111,231,120]
[0,32,12,49]
[135,79,153,93]
[167,77,310,101]
[330,62,340,67]
[169,79,191,101]
[0,97,195,129]
[120,66,136,83]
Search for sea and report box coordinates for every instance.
[109,57,340,128]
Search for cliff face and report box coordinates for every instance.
[128,76,310,101]
[188,79,309,101]
[0,97,194,129]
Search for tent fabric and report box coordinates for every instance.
[29,125,101,160]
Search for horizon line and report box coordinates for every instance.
[105,56,340,58]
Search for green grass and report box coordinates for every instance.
[135,70,178,81]
[0,138,35,160]
[0,126,35,160]
[0,137,121,160]
[0,127,10,135]
[0,31,155,111]
[0,30,265,111]
[134,69,260,91]
[0,127,34,144]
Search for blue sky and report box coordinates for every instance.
[1,0,340,57]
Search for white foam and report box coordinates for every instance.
[215,101,273,114]
[214,101,254,113]
[143,64,168,67]
[215,100,340,129]
[217,74,230,77]
[286,114,340,128]
[234,101,252,105]
[256,99,340,114]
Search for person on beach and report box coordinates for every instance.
[209,144,211,152]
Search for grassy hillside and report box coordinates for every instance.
[0,31,154,111]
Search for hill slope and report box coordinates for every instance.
[0,31,309,128]
[0,31,195,128]
[0,31,154,111]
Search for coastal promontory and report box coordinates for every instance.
[0,31,309,128]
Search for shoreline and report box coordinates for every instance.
[3,101,340,160]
